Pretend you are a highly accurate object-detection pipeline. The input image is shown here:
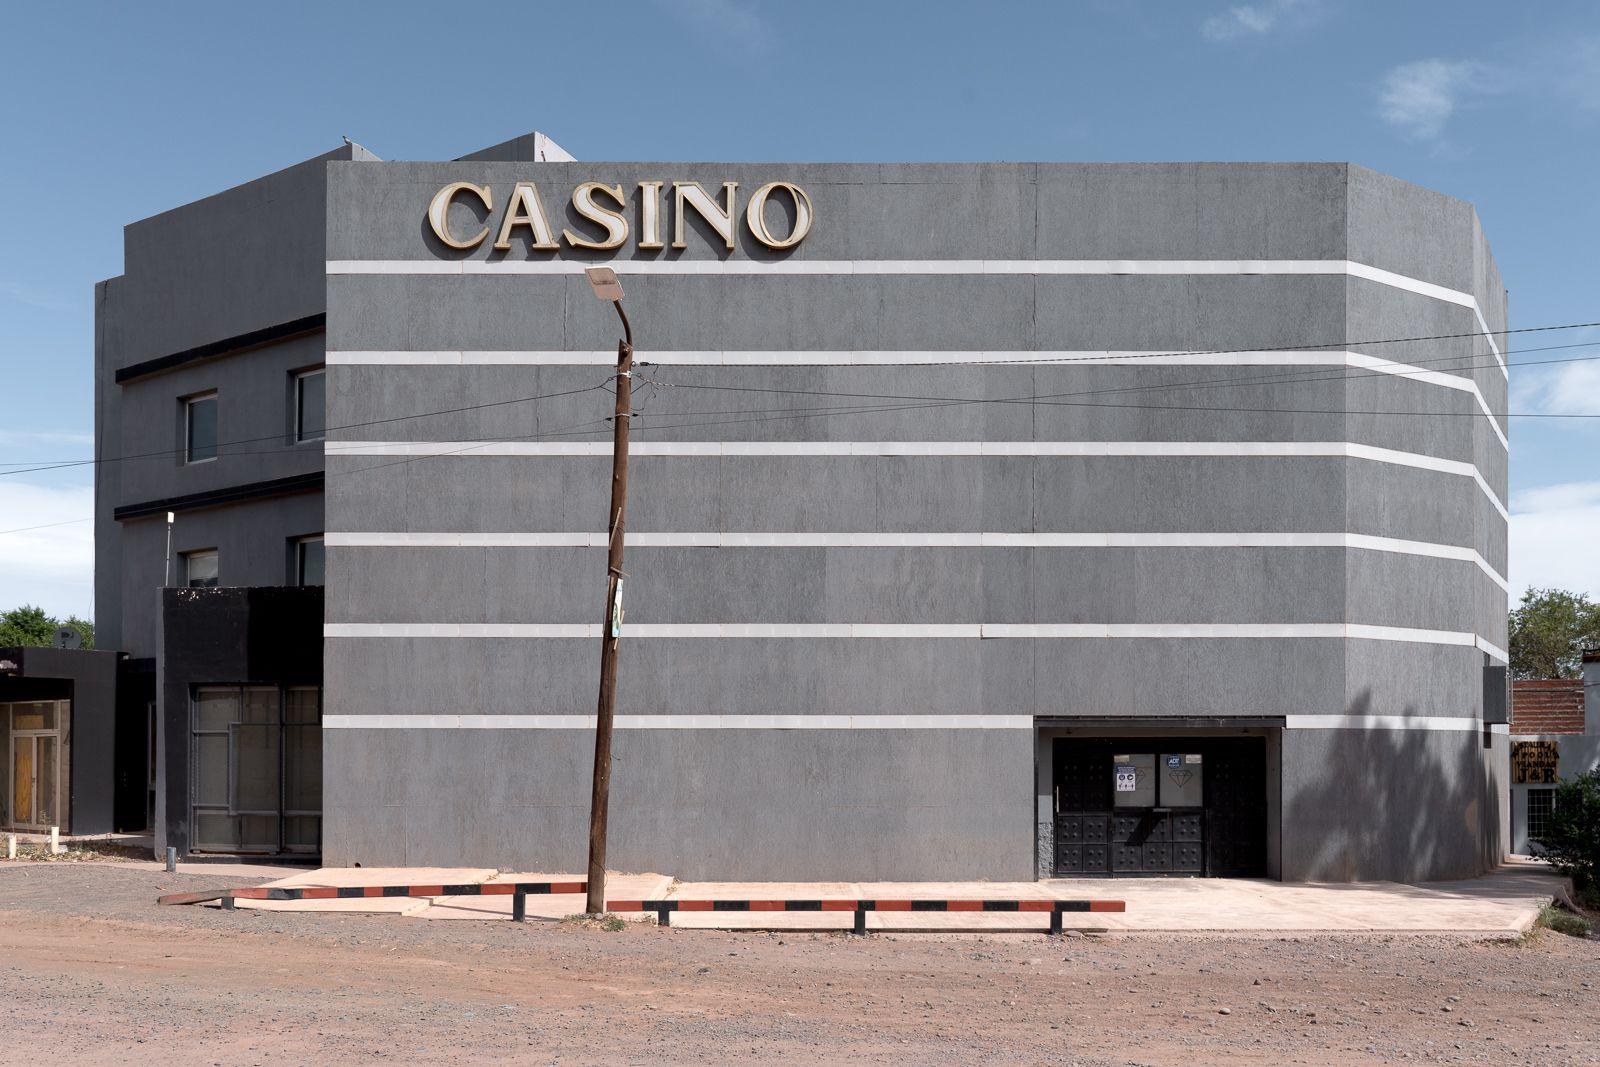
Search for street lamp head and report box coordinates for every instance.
[584,266,625,303]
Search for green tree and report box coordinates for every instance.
[1538,770,1600,893]
[60,615,94,650]
[0,605,94,650]
[1508,588,1600,679]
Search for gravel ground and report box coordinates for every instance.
[0,863,1596,1065]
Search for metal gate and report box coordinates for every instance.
[190,685,321,856]
[1052,737,1266,877]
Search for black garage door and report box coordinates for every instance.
[1051,737,1266,877]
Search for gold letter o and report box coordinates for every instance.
[745,182,813,250]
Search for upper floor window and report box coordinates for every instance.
[295,369,325,442]
[295,535,325,586]
[184,549,219,588]
[185,392,218,463]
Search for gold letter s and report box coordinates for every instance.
[563,182,630,250]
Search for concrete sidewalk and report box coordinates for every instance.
[209,861,1567,936]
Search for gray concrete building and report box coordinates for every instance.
[96,134,1512,880]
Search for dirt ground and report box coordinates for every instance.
[1,864,1596,1066]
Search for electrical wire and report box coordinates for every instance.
[4,320,1598,478]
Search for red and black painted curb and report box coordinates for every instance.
[161,883,1126,934]
[602,897,1126,934]
[157,881,585,910]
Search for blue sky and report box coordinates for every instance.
[2,0,1597,617]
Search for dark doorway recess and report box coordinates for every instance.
[1052,737,1267,877]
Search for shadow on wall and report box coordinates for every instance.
[1285,689,1502,883]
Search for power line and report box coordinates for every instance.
[644,346,1600,417]
[9,345,1596,481]
[0,382,612,477]
[0,415,623,536]
[5,319,1599,477]
[841,320,1600,369]
[0,516,94,537]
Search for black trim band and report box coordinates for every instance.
[114,313,326,384]
[113,471,323,521]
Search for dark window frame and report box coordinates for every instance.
[183,391,219,464]
[294,367,326,444]
[1527,787,1557,846]
[293,534,325,587]
[183,548,219,588]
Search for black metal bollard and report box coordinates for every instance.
[852,907,867,935]
[512,888,526,923]
[1049,908,1063,935]
[656,906,672,928]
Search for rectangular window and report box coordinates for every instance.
[295,369,325,442]
[1527,788,1557,845]
[1111,753,1156,808]
[184,549,218,588]
[1158,753,1204,807]
[295,535,325,586]
[185,392,218,463]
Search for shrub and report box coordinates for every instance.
[1538,769,1600,892]
[1537,904,1592,939]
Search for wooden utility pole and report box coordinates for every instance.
[585,272,632,917]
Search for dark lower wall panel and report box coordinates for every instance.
[1280,726,1505,882]
[156,586,323,856]
[322,727,1034,881]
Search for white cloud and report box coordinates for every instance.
[1377,59,1493,140]
[0,280,76,313]
[1201,0,1316,41]
[0,481,94,620]
[1510,480,1600,600]
[657,0,774,54]
[1511,348,1600,417]
[0,429,94,448]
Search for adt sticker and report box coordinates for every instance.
[1165,755,1182,769]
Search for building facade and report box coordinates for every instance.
[97,136,1512,880]
[1509,654,1600,855]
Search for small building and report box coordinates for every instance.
[1508,650,1600,854]
[0,646,119,836]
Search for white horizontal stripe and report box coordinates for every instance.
[1343,262,1505,376]
[324,713,1505,732]
[324,622,1495,649]
[326,439,1467,460]
[326,258,1505,378]
[326,439,1509,518]
[322,714,1033,730]
[321,530,1508,591]
[325,348,1506,450]
[1286,715,1509,733]
[1475,636,1510,663]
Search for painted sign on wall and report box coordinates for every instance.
[1511,740,1560,785]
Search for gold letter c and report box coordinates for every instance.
[427,182,493,250]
